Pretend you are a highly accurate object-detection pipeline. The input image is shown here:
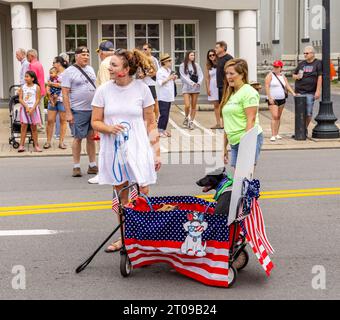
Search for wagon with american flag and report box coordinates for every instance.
[112,182,274,288]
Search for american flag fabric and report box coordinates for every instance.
[124,196,234,288]
[242,199,275,276]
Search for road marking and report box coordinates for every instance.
[0,187,339,217]
[0,230,60,236]
[175,105,215,137]
[168,118,191,137]
[0,201,111,212]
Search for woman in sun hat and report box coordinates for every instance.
[265,60,296,142]
[156,53,178,138]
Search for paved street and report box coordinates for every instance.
[0,150,340,300]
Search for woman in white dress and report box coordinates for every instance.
[92,49,161,252]
[205,49,222,129]
[179,51,204,130]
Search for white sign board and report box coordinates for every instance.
[228,127,258,226]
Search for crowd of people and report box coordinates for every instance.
[15,42,323,158]
[14,41,323,252]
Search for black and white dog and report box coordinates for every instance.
[196,168,233,216]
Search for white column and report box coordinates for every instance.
[37,10,58,80]
[239,10,258,82]
[216,10,235,57]
[11,3,32,85]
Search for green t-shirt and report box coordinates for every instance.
[222,84,263,146]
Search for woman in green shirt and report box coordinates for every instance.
[220,59,263,168]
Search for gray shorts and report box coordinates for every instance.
[72,110,93,139]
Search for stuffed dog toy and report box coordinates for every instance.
[196,167,233,216]
[181,212,208,257]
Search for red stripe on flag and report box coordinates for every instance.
[131,258,230,288]
[125,239,230,250]
[129,251,229,275]
[127,247,229,263]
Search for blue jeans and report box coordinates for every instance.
[230,133,264,168]
[54,110,75,137]
[158,101,172,131]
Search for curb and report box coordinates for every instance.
[1,144,339,159]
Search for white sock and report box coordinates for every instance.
[89,162,97,168]
[74,164,81,169]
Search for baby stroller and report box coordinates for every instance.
[76,181,274,288]
[8,85,33,149]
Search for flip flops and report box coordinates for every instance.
[18,146,25,153]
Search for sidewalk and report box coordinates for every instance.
[0,105,339,158]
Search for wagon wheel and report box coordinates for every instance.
[227,265,237,288]
[120,252,132,278]
[233,249,249,271]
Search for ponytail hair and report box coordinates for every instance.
[54,56,69,69]
[114,48,155,76]
[25,71,40,87]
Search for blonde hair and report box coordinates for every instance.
[219,58,249,116]
[115,49,155,76]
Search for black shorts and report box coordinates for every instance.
[268,99,286,107]
[148,86,157,100]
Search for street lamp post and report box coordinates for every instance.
[312,0,340,139]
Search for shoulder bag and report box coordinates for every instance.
[272,72,288,99]
[73,64,97,89]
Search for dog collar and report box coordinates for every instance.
[214,176,233,201]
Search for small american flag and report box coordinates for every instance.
[130,186,138,200]
[112,186,139,214]
[112,191,120,215]
[124,196,233,288]
[243,199,274,276]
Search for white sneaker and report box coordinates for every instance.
[183,117,189,127]
[270,136,276,142]
[276,135,282,140]
[188,121,195,130]
[88,174,99,184]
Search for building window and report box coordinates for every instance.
[304,0,311,39]
[61,21,90,64]
[98,21,162,58]
[101,23,128,49]
[172,21,199,74]
[274,0,280,41]
[133,23,161,59]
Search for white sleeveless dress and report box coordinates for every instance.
[208,68,219,101]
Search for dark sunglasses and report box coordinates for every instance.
[209,54,216,57]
